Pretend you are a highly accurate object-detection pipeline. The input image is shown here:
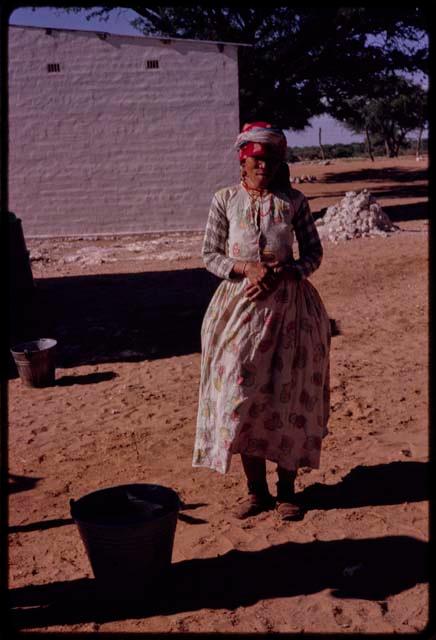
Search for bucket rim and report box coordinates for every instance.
[70,483,180,526]
[71,507,178,530]
[11,338,57,354]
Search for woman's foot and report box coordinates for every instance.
[232,478,275,519]
[275,497,304,521]
[232,492,275,519]
[275,475,304,521]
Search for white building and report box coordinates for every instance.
[8,25,243,237]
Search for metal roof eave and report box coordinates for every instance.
[9,23,253,47]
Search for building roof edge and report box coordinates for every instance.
[9,23,252,47]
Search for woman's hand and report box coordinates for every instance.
[243,261,298,301]
[244,262,280,301]
[243,261,271,287]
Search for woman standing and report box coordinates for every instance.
[193,122,330,521]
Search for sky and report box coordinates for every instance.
[8,7,424,146]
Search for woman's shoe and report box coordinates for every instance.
[275,480,304,521]
[232,480,275,519]
[232,492,275,519]
[275,499,304,521]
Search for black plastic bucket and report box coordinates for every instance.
[10,338,57,387]
[70,484,180,595]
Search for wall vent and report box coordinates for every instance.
[146,59,159,70]
[47,63,61,73]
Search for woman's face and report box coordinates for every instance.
[242,155,280,190]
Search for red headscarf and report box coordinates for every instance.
[235,121,287,161]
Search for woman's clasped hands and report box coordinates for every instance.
[243,260,285,301]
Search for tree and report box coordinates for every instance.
[364,126,375,162]
[60,7,429,130]
[415,125,424,158]
[337,76,428,157]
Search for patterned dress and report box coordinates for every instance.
[192,183,331,474]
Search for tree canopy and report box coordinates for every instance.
[337,76,428,157]
[62,6,429,131]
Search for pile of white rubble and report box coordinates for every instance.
[316,189,400,243]
[29,232,203,268]
[290,174,317,184]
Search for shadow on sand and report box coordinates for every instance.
[54,371,118,386]
[12,268,220,371]
[314,185,427,205]
[300,460,428,510]
[8,518,75,534]
[8,502,209,535]
[9,535,427,629]
[322,166,427,184]
[9,459,424,535]
[17,268,342,372]
[382,201,428,222]
[8,474,41,495]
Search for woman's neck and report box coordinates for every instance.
[241,179,270,195]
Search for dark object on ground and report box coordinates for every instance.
[8,211,36,377]
[70,483,180,598]
[330,318,342,336]
[10,338,57,387]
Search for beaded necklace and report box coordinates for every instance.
[241,179,274,226]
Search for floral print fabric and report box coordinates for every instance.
[193,185,331,474]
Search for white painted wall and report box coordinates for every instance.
[8,26,241,237]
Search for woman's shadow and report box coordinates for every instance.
[299,460,428,510]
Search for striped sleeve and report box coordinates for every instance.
[291,194,323,279]
[202,191,238,280]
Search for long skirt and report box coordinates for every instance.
[192,275,331,474]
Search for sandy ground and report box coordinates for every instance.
[7,155,429,633]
